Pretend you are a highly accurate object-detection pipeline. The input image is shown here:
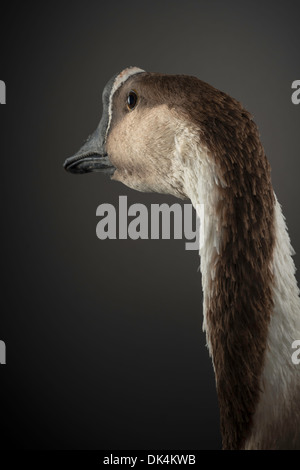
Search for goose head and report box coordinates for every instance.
[64,66,250,200]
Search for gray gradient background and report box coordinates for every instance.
[0,0,299,450]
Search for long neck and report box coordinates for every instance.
[244,197,300,449]
[179,126,300,449]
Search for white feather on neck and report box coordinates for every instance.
[245,197,300,449]
[174,124,300,449]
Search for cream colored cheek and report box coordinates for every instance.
[111,169,153,193]
[107,128,136,167]
[106,127,127,166]
[106,108,166,165]
[106,106,177,179]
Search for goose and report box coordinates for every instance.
[64,66,300,450]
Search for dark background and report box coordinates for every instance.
[0,0,299,450]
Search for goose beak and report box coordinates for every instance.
[64,152,115,175]
[63,126,115,176]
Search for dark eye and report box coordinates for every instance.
[127,90,138,110]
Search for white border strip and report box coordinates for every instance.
[105,66,145,142]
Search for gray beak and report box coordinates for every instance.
[63,123,115,175]
[64,71,120,175]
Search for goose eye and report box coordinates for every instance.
[127,91,138,110]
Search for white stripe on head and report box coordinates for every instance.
[105,66,145,142]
